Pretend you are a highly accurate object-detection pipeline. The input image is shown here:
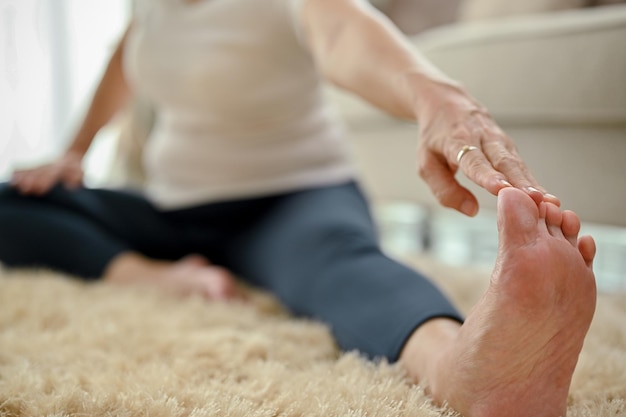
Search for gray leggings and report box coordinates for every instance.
[0,181,462,360]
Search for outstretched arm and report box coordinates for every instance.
[297,0,557,216]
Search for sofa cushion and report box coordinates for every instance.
[413,5,626,125]
[459,0,587,21]
[384,0,462,35]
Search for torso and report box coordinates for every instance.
[124,0,354,209]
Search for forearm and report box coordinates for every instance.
[302,0,467,121]
[300,0,556,214]
[66,28,132,158]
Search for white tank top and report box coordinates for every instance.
[123,0,355,209]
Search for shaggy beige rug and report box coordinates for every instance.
[1,257,625,417]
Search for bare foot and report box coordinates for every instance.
[105,253,244,301]
[159,254,244,301]
[416,188,597,417]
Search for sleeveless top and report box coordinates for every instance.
[123,0,355,208]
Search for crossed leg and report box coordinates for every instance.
[401,187,597,417]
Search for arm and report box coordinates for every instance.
[12,24,134,195]
[297,0,556,215]
[302,0,449,120]
[66,24,134,159]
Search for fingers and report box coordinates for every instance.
[11,171,38,194]
[11,164,82,195]
[481,139,544,203]
[449,138,511,197]
[418,152,479,216]
[11,169,56,196]
[451,115,559,206]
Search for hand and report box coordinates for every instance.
[10,151,84,196]
[415,82,559,216]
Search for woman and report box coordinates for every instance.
[0,1,597,416]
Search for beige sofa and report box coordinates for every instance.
[334,4,626,227]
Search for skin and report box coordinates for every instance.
[298,0,560,215]
[10,23,244,300]
[400,187,596,416]
[10,1,597,414]
[104,253,244,301]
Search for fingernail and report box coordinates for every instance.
[545,193,561,206]
[461,200,477,217]
[499,179,512,187]
[526,186,541,194]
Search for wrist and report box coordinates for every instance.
[404,71,479,121]
[63,148,86,162]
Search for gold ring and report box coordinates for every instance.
[456,145,479,164]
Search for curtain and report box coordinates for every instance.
[0,0,130,181]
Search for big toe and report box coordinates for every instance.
[497,187,540,247]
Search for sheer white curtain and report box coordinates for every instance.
[0,0,130,182]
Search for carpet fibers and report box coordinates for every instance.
[1,257,625,416]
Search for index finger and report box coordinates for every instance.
[450,140,512,197]
[481,137,559,206]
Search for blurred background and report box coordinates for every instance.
[0,0,130,183]
[1,0,625,291]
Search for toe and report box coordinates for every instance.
[561,210,581,247]
[545,203,564,239]
[180,254,210,267]
[205,267,242,301]
[578,236,596,268]
[497,187,540,247]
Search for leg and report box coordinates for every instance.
[222,182,463,359]
[0,184,140,278]
[0,184,240,300]
[401,187,596,417]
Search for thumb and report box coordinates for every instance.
[420,154,479,216]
